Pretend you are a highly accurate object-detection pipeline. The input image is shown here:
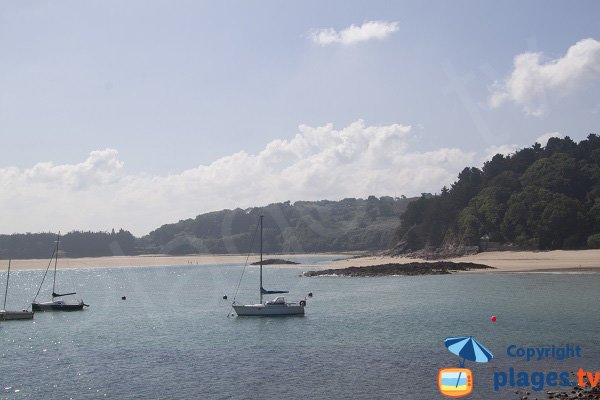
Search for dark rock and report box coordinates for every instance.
[303,261,493,277]
[251,259,300,265]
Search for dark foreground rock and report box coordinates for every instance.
[303,261,494,277]
[536,379,600,399]
[516,385,600,400]
[251,259,300,265]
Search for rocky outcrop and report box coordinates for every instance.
[251,259,300,265]
[303,261,493,277]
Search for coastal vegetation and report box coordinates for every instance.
[2,135,598,259]
[139,196,413,255]
[0,197,413,259]
[0,229,136,260]
[393,134,600,253]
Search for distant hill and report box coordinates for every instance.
[139,196,414,255]
[0,196,414,259]
[392,134,600,253]
[0,229,136,260]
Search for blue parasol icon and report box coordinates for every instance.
[443,336,493,390]
[444,336,493,367]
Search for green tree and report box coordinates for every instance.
[501,186,553,246]
[537,194,585,248]
[519,153,581,197]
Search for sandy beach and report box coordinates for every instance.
[3,253,349,271]
[3,249,599,272]
[327,249,600,272]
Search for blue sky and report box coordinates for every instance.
[1,1,599,234]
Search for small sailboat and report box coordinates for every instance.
[0,259,34,321]
[31,233,88,312]
[232,216,305,316]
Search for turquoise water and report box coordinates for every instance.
[1,256,599,399]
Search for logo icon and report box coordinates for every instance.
[438,367,473,398]
[439,336,493,398]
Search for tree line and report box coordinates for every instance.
[0,197,413,259]
[0,229,137,260]
[4,134,597,259]
[394,134,600,252]
[140,196,413,255]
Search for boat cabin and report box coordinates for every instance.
[266,297,286,305]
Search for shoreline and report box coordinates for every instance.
[1,249,598,273]
[0,253,353,271]
[325,249,600,273]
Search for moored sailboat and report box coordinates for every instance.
[31,233,88,312]
[232,216,305,316]
[0,259,34,321]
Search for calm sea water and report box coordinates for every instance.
[1,256,599,400]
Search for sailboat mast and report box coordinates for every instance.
[52,233,60,295]
[259,215,263,304]
[3,259,10,310]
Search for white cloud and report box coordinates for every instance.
[23,148,124,190]
[0,121,478,235]
[309,21,399,46]
[489,38,600,116]
[535,132,563,146]
[482,144,519,161]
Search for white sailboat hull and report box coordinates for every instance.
[233,303,305,316]
[0,310,34,320]
[232,216,305,317]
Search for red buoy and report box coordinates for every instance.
[491,315,497,323]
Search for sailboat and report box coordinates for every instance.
[232,216,305,316]
[0,259,34,321]
[31,233,88,311]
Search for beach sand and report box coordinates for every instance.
[4,253,349,271]
[4,254,240,271]
[327,249,600,272]
[3,250,599,272]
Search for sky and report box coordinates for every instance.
[1,0,599,235]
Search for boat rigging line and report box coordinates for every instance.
[31,241,58,305]
[229,219,260,311]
